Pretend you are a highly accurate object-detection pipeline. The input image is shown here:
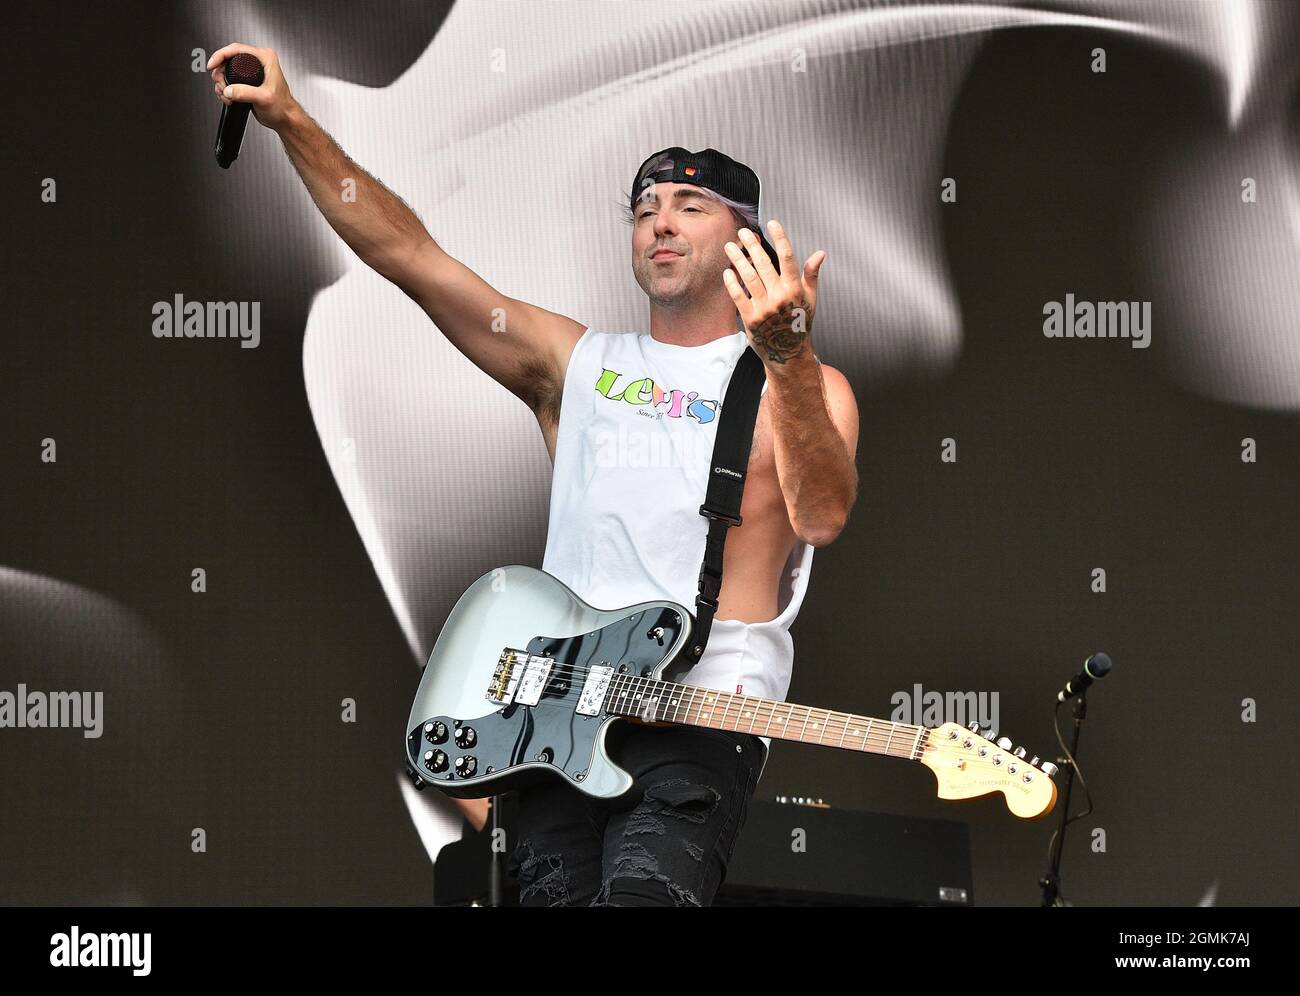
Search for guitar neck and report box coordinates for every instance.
[604,673,930,761]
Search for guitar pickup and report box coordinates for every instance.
[576,666,614,716]
[487,649,552,707]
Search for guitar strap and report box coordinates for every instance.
[688,344,766,660]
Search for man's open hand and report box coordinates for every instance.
[722,219,826,365]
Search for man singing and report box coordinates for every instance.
[210,42,859,906]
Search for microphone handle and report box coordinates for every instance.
[1058,673,1092,702]
[215,102,253,169]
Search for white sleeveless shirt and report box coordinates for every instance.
[542,327,816,767]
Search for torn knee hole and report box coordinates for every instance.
[513,841,570,903]
[598,873,702,907]
[641,778,721,823]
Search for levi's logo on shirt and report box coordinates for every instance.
[593,368,721,424]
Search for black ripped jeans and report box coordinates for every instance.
[506,723,765,906]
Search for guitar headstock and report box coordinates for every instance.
[918,722,1059,820]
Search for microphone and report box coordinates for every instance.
[214,53,266,169]
[1057,652,1112,702]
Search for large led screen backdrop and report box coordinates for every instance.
[3,0,1297,906]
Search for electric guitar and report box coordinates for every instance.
[404,565,1058,820]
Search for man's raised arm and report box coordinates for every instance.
[207,43,584,426]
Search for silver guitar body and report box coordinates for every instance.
[404,565,697,802]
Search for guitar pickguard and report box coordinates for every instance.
[405,605,688,800]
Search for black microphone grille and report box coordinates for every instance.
[1085,652,1113,678]
[225,53,265,87]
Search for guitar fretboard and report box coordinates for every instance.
[603,674,929,760]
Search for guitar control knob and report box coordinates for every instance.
[454,755,478,777]
[1040,761,1059,778]
[996,737,1013,750]
[455,726,477,749]
[423,749,448,773]
[424,721,448,744]
[1013,746,1026,759]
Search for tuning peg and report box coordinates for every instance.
[1040,761,1059,777]
[967,721,980,732]
[996,737,1012,750]
[1013,746,1026,759]
[1030,756,1039,766]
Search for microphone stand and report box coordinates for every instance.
[1039,693,1087,907]
[487,794,505,907]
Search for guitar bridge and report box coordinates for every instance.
[487,649,553,707]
